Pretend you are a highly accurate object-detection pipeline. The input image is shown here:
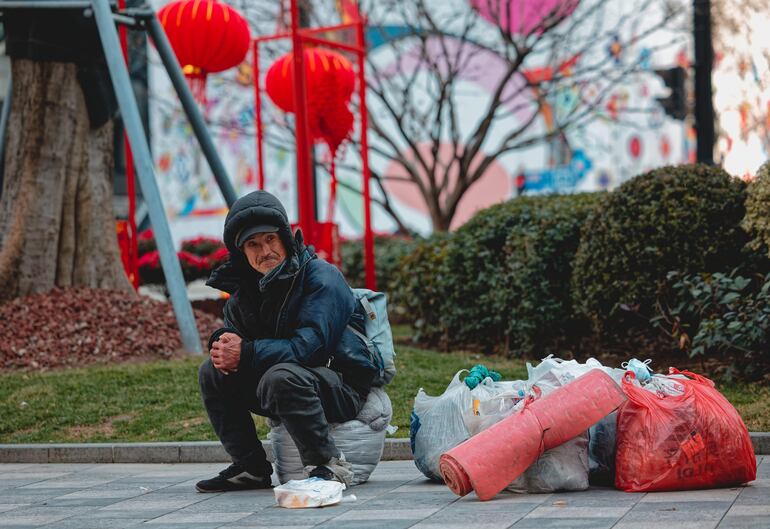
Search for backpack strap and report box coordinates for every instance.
[347,323,368,343]
[359,296,377,321]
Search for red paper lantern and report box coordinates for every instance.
[158,0,251,103]
[265,48,355,155]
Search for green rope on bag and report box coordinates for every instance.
[464,364,502,389]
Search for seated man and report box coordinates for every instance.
[196,190,378,492]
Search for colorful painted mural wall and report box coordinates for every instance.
[148,0,704,240]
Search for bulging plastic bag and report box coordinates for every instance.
[615,368,756,492]
[506,433,589,493]
[269,387,392,486]
[410,370,501,481]
[274,478,345,508]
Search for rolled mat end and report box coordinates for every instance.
[439,453,473,497]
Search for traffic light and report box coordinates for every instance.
[515,173,526,196]
[654,66,687,120]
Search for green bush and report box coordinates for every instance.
[572,165,748,330]
[744,160,770,258]
[653,270,770,381]
[391,194,601,353]
[389,234,452,344]
[504,193,603,354]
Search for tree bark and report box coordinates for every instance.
[0,59,132,304]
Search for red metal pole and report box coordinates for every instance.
[291,0,315,238]
[252,32,292,43]
[356,18,376,291]
[253,41,265,190]
[300,22,359,36]
[119,0,138,289]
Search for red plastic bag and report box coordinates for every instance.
[615,368,756,492]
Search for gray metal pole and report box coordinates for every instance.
[145,14,238,207]
[91,0,202,354]
[0,71,12,191]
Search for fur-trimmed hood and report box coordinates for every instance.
[206,190,309,294]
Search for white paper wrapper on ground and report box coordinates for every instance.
[268,387,392,485]
[274,478,345,508]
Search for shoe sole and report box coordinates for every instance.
[195,483,273,493]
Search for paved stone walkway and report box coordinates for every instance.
[0,458,767,528]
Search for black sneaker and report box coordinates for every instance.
[195,463,272,493]
[306,455,354,486]
[308,465,337,481]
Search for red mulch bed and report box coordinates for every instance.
[0,288,222,371]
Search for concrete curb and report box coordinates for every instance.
[1,434,767,464]
[0,439,414,464]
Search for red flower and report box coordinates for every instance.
[137,250,161,269]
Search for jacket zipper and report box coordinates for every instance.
[274,259,310,337]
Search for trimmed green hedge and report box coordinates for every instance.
[572,165,748,330]
[504,193,603,353]
[392,194,602,353]
[744,160,770,258]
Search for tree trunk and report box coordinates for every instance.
[0,59,132,304]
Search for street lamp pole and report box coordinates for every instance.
[693,0,715,164]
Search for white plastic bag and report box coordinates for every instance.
[506,433,590,493]
[268,387,392,485]
[410,370,501,481]
[274,478,345,508]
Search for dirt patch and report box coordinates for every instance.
[168,416,208,431]
[0,287,222,372]
[66,413,136,440]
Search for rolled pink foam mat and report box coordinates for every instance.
[439,369,626,500]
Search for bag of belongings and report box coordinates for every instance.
[615,368,756,492]
[269,387,394,486]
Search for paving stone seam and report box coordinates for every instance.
[715,483,744,528]
[606,492,645,529]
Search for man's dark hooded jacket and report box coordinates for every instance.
[206,191,377,395]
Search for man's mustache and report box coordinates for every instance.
[259,253,281,264]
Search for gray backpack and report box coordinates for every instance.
[347,288,396,386]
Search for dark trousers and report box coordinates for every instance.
[199,360,364,475]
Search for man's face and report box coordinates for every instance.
[242,232,287,275]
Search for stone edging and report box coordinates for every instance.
[1,434,767,464]
[0,439,413,464]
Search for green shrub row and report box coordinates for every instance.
[392,193,601,352]
[386,164,770,378]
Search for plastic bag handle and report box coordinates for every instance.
[621,370,693,408]
[449,369,469,389]
[668,367,715,387]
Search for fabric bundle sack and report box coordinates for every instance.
[587,411,617,486]
[269,387,393,486]
[615,368,756,492]
[410,370,504,482]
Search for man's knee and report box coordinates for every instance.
[257,363,312,400]
[198,358,219,393]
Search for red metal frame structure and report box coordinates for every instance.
[118,0,139,289]
[252,0,376,290]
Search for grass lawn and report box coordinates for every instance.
[0,328,767,443]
